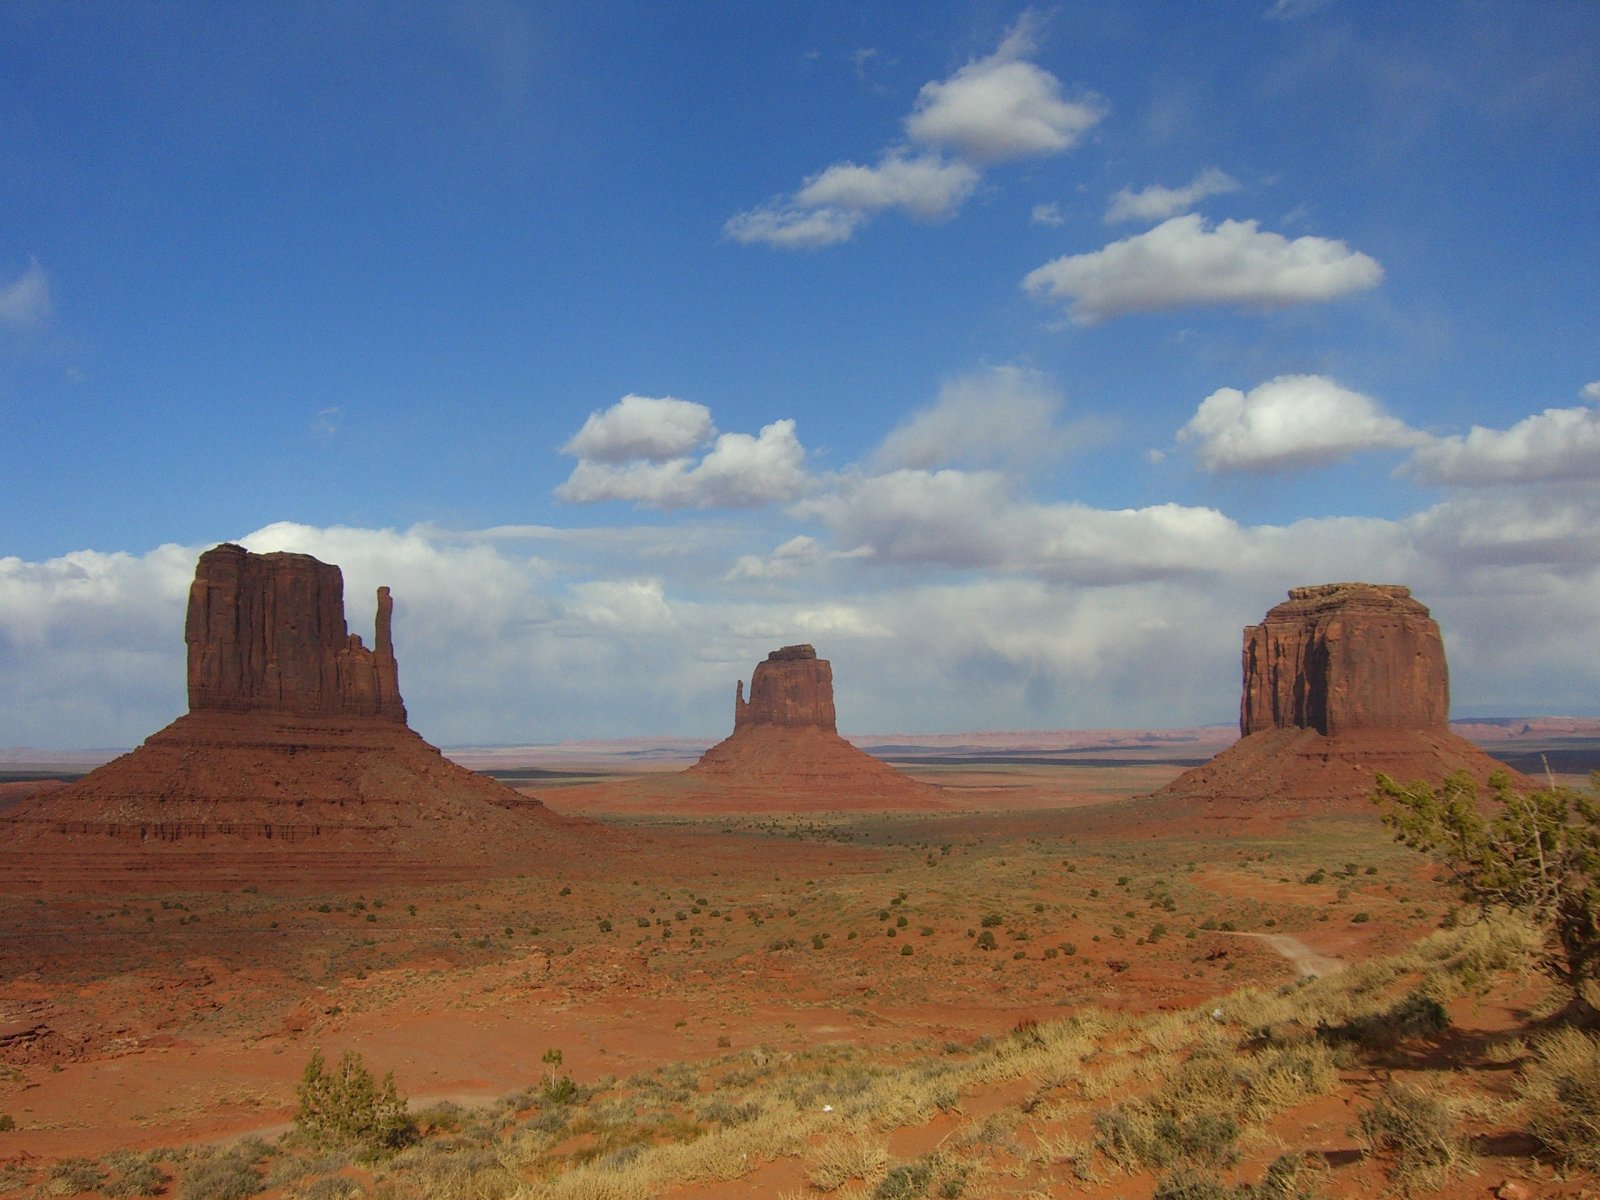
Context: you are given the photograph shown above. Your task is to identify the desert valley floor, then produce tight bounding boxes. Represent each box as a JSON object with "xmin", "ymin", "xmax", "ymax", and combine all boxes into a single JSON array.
[{"xmin": 1, "ymin": 735, "xmax": 1598, "ymax": 1200}]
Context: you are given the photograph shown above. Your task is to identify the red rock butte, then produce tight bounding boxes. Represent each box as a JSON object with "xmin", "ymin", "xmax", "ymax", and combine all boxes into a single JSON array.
[
  {"xmin": 686, "ymin": 645, "xmax": 942, "ymax": 809},
  {"xmin": 0, "ymin": 544, "xmax": 591, "ymax": 887},
  {"xmin": 1155, "ymin": 583, "xmax": 1527, "ymax": 815}
]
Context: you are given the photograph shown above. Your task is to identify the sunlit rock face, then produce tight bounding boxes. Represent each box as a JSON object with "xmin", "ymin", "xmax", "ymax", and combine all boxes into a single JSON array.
[
  {"xmin": 733, "ymin": 644, "xmax": 836, "ymax": 733},
  {"xmin": 186, "ymin": 543, "xmax": 405, "ymax": 722},
  {"xmin": 1240, "ymin": 583, "xmax": 1448, "ymax": 738}
]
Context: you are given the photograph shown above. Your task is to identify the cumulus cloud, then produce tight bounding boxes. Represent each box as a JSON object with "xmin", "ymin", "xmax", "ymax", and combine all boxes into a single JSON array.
[
  {"xmin": 561, "ymin": 395, "xmax": 716, "ymax": 463},
  {"xmin": 0, "ymin": 260, "xmax": 50, "ymax": 327},
  {"xmin": 558, "ymin": 402, "xmax": 809, "ymax": 509},
  {"xmin": 1031, "ymin": 202, "xmax": 1066, "ymax": 227},
  {"xmin": 1407, "ymin": 397, "xmax": 1600, "ymax": 486},
  {"xmin": 794, "ymin": 152, "xmax": 981, "ymax": 221},
  {"xmin": 1023, "ymin": 214, "xmax": 1383, "ymax": 322},
  {"xmin": 870, "ymin": 366, "xmax": 1086, "ymax": 473},
  {"xmin": 1105, "ymin": 167, "xmax": 1241, "ymax": 223},
  {"xmin": 1176, "ymin": 374, "xmax": 1425, "ymax": 474},
  {"xmin": 903, "ymin": 14, "xmax": 1106, "ymax": 164},
  {"xmin": 798, "ymin": 467, "xmax": 1246, "ymax": 585},
  {"xmin": 725, "ymin": 14, "xmax": 1099, "ymax": 249}
]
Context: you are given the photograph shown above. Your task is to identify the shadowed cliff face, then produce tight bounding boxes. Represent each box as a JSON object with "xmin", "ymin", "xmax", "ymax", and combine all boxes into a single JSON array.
[
  {"xmin": 1239, "ymin": 583, "xmax": 1448, "ymax": 738},
  {"xmin": 185, "ymin": 543, "xmax": 406, "ymax": 722},
  {"xmin": 733, "ymin": 644, "xmax": 837, "ymax": 733}
]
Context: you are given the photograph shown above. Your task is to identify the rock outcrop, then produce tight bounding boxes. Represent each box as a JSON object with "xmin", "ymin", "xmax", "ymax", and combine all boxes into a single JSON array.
[
  {"xmin": 1240, "ymin": 583, "xmax": 1447, "ymax": 737},
  {"xmin": 688, "ymin": 646, "xmax": 941, "ymax": 810},
  {"xmin": 1, "ymin": 545, "xmax": 591, "ymax": 886},
  {"xmin": 186, "ymin": 543, "xmax": 406, "ymax": 721},
  {"xmin": 1156, "ymin": 583, "xmax": 1527, "ymax": 814},
  {"xmin": 734, "ymin": 645, "xmax": 837, "ymax": 732}
]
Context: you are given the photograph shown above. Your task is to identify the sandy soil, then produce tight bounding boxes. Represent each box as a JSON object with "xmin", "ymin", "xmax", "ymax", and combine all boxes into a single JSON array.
[{"xmin": 0, "ymin": 758, "xmax": 1590, "ymax": 1198}]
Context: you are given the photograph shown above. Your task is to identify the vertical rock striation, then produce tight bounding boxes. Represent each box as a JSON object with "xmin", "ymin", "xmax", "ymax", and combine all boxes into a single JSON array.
[
  {"xmin": 733, "ymin": 645, "xmax": 837, "ymax": 732},
  {"xmin": 1239, "ymin": 583, "xmax": 1448, "ymax": 737},
  {"xmin": 185, "ymin": 543, "xmax": 405, "ymax": 722}
]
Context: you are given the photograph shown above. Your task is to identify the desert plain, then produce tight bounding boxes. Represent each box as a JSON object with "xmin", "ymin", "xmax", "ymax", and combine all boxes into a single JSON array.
[{"xmin": 2, "ymin": 720, "xmax": 1599, "ymax": 1200}]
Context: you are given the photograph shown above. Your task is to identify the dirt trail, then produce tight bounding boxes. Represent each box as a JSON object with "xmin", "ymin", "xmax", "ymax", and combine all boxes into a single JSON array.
[{"xmin": 1229, "ymin": 931, "xmax": 1344, "ymax": 978}]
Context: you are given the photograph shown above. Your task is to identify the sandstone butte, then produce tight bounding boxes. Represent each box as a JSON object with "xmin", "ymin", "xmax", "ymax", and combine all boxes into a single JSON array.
[
  {"xmin": 0, "ymin": 544, "xmax": 591, "ymax": 888},
  {"xmin": 1155, "ymin": 582, "xmax": 1531, "ymax": 815},
  {"xmin": 685, "ymin": 645, "xmax": 943, "ymax": 809}
]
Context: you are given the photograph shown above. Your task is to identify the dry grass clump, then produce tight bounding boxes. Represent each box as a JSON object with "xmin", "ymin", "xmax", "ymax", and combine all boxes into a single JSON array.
[
  {"xmin": 1522, "ymin": 1025, "xmax": 1600, "ymax": 1170},
  {"xmin": 806, "ymin": 1131, "xmax": 889, "ymax": 1191},
  {"xmin": 1356, "ymin": 1079, "xmax": 1473, "ymax": 1192}
]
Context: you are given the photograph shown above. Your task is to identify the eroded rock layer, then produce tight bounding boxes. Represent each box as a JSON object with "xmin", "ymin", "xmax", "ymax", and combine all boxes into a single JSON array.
[
  {"xmin": 1, "ymin": 546, "xmax": 590, "ymax": 885},
  {"xmin": 1158, "ymin": 583, "xmax": 1527, "ymax": 812},
  {"xmin": 688, "ymin": 646, "xmax": 940, "ymax": 808}
]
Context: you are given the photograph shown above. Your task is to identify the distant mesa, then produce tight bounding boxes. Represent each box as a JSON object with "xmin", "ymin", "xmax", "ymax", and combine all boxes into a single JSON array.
[
  {"xmin": 687, "ymin": 645, "xmax": 942, "ymax": 809},
  {"xmin": 1, "ymin": 544, "xmax": 589, "ymax": 886},
  {"xmin": 1156, "ymin": 582, "xmax": 1529, "ymax": 813}
]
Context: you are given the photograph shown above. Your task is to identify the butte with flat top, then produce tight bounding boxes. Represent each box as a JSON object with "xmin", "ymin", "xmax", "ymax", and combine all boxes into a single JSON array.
[
  {"xmin": 1153, "ymin": 582, "xmax": 1529, "ymax": 815},
  {"xmin": 0, "ymin": 543, "xmax": 591, "ymax": 887},
  {"xmin": 683, "ymin": 644, "xmax": 943, "ymax": 809}
]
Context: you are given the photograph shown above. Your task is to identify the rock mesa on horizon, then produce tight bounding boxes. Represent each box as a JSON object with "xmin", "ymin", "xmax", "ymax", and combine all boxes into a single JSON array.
[
  {"xmin": 187, "ymin": 543, "xmax": 406, "ymax": 721},
  {"xmin": 1157, "ymin": 582, "xmax": 1526, "ymax": 811},
  {"xmin": 689, "ymin": 645, "xmax": 940, "ymax": 809},
  {"xmin": 0, "ymin": 544, "xmax": 585, "ymax": 883},
  {"xmin": 1240, "ymin": 583, "xmax": 1448, "ymax": 737}
]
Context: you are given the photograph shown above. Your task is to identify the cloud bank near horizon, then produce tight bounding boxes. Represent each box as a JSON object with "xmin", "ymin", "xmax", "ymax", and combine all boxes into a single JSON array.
[{"xmin": 7, "ymin": 370, "xmax": 1599, "ymax": 750}]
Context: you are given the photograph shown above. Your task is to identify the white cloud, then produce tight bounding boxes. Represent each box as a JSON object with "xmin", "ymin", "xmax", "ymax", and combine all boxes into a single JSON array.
[
  {"xmin": 1105, "ymin": 167, "xmax": 1241, "ymax": 224},
  {"xmin": 722, "ymin": 206, "xmax": 865, "ymax": 250},
  {"xmin": 799, "ymin": 467, "xmax": 1247, "ymax": 584},
  {"xmin": 0, "ymin": 260, "xmax": 50, "ymax": 327},
  {"xmin": 9, "ymin": 485, "xmax": 1600, "ymax": 749},
  {"xmin": 725, "ymin": 14, "xmax": 1099, "ymax": 249},
  {"xmin": 1031, "ymin": 202, "xmax": 1065, "ymax": 227},
  {"xmin": 1023, "ymin": 214, "xmax": 1384, "ymax": 322},
  {"xmin": 1408, "ymin": 399, "xmax": 1600, "ymax": 486},
  {"xmin": 903, "ymin": 15, "xmax": 1106, "ymax": 164},
  {"xmin": 561, "ymin": 395, "xmax": 716, "ymax": 463},
  {"xmin": 558, "ymin": 418, "xmax": 809, "ymax": 509},
  {"xmin": 1177, "ymin": 374, "xmax": 1424, "ymax": 474},
  {"xmin": 795, "ymin": 153, "xmax": 979, "ymax": 222},
  {"xmin": 1582, "ymin": 381, "xmax": 1600, "ymax": 402},
  {"xmin": 870, "ymin": 366, "xmax": 1081, "ymax": 472}
]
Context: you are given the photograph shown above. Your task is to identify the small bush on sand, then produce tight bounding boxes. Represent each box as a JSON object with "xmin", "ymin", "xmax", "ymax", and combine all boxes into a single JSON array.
[
  {"xmin": 178, "ymin": 1148, "xmax": 264, "ymax": 1200},
  {"xmin": 295, "ymin": 1048, "xmax": 415, "ymax": 1157},
  {"xmin": 1523, "ymin": 1026, "xmax": 1600, "ymax": 1170},
  {"xmin": 1357, "ymin": 1079, "xmax": 1470, "ymax": 1192}
]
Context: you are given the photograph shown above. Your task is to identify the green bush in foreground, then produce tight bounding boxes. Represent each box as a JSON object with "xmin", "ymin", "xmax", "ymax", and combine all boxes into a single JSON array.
[
  {"xmin": 1375, "ymin": 769, "xmax": 1600, "ymax": 1022},
  {"xmin": 294, "ymin": 1048, "xmax": 415, "ymax": 1156}
]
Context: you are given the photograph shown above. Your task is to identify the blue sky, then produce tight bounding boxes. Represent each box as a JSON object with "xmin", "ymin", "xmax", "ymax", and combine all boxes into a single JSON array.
[{"xmin": 3, "ymin": 1, "xmax": 1598, "ymax": 749}]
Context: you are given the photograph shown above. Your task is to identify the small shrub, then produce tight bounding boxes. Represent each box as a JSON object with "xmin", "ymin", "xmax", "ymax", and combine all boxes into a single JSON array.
[
  {"xmin": 295, "ymin": 1048, "xmax": 414, "ymax": 1155},
  {"xmin": 50, "ymin": 1157, "xmax": 106, "ymax": 1195},
  {"xmin": 1357, "ymin": 1080, "xmax": 1470, "ymax": 1191},
  {"xmin": 975, "ymin": 931, "xmax": 997, "ymax": 951},
  {"xmin": 103, "ymin": 1151, "xmax": 167, "ymax": 1197},
  {"xmin": 1523, "ymin": 1027, "xmax": 1600, "ymax": 1170},
  {"xmin": 178, "ymin": 1149, "xmax": 262, "ymax": 1200}
]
